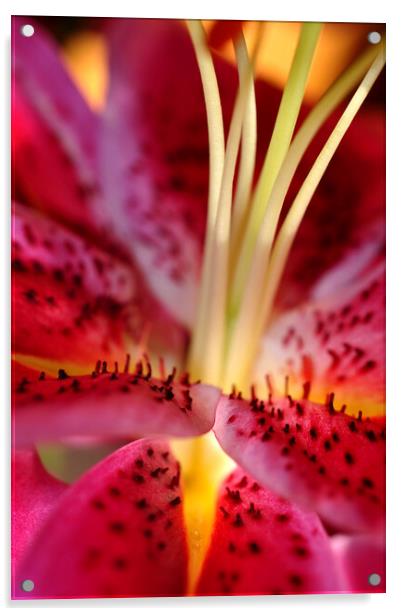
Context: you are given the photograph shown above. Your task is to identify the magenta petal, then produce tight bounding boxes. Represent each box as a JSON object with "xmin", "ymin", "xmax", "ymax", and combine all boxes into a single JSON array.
[
  {"xmin": 331, "ymin": 534, "xmax": 385, "ymax": 593},
  {"xmin": 100, "ymin": 20, "xmax": 208, "ymax": 327},
  {"xmin": 99, "ymin": 19, "xmax": 240, "ymax": 328},
  {"xmin": 12, "ymin": 202, "xmax": 142, "ymax": 365},
  {"xmin": 14, "ymin": 362, "xmax": 220, "ymax": 446},
  {"xmin": 197, "ymin": 468, "xmax": 342, "ymax": 595},
  {"xmin": 12, "ymin": 17, "xmax": 99, "ymax": 231},
  {"xmin": 12, "ymin": 450, "xmax": 67, "ymax": 574},
  {"xmin": 256, "ymin": 253, "xmax": 385, "ymax": 415},
  {"xmin": 276, "ymin": 110, "xmax": 385, "ymax": 310},
  {"xmin": 214, "ymin": 394, "xmax": 385, "ymax": 533},
  {"xmin": 14, "ymin": 439, "xmax": 188, "ymax": 598}
]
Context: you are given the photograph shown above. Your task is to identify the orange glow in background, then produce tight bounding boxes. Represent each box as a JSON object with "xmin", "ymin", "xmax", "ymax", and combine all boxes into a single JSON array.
[{"xmin": 60, "ymin": 21, "xmax": 381, "ymax": 111}]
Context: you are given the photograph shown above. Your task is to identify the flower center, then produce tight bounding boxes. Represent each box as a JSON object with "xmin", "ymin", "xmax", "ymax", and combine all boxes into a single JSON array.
[{"xmin": 186, "ymin": 20, "xmax": 385, "ymax": 396}]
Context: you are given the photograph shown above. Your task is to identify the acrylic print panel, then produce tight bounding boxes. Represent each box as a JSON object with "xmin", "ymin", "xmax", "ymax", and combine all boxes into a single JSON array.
[{"xmin": 11, "ymin": 15, "xmax": 385, "ymax": 599}]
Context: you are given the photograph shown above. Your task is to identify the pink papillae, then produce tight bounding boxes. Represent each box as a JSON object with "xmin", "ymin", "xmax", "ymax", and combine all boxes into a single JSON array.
[
  {"xmin": 197, "ymin": 468, "xmax": 342, "ymax": 595},
  {"xmin": 15, "ymin": 439, "xmax": 188, "ymax": 598},
  {"xmin": 214, "ymin": 393, "xmax": 385, "ymax": 533},
  {"xmin": 13, "ymin": 361, "xmax": 220, "ymax": 446}
]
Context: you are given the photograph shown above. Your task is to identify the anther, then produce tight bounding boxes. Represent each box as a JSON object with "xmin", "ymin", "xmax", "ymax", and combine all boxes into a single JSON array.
[
  {"xmin": 326, "ymin": 392, "xmax": 335, "ymax": 414},
  {"xmin": 135, "ymin": 361, "xmax": 143, "ymax": 376},
  {"xmin": 284, "ymin": 375, "xmax": 289, "ymax": 397},
  {"xmin": 124, "ymin": 354, "xmax": 131, "ymax": 374},
  {"xmin": 179, "ymin": 372, "xmax": 190, "ymax": 386},
  {"xmin": 143, "ymin": 354, "xmax": 152, "ymax": 380},
  {"xmin": 164, "ymin": 367, "xmax": 177, "ymax": 386},
  {"xmin": 302, "ymin": 381, "xmax": 311, "ymax": 400}
]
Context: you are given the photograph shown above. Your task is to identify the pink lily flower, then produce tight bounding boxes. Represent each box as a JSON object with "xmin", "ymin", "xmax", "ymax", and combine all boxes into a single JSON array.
[{"xmin": 11, "ymin": 17, "xmax": 385, "ymax": 599}]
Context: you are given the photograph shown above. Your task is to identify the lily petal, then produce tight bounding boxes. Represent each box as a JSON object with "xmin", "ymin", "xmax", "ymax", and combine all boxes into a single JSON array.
[
  {"xmin": 276, "ymin": 110, "xmax": 385, "ymax": 310},
  {"xmin": 12, "ymin": 202, "xmax": 140, "ymax": 366},
  {"xmin": 13, "ymin": 362, "xmax": 220, "ymax": 446},
  {"xmin": 99, "ymin": 18, "xmax": 240, "ymax": 328},
  {"xmin": 256, "ymin": 250, "xmax": 385, "ymax": 415},
  {"xmin": 197, "ymin": 467, "xmax": 342, "ymax": 595},
  {"xmin": 12, "ymin": 449, "xmax": 67, "ymax": 573},
  {"xmin": 12, "ymin": 16, "xmax": 281, "ymax": 332},
  {"xmin": 214, "ymin": 393, "xmax": 385, "ymax": 533},
  {"xmin": 14, "ymin": 439, "xmax": 187, "ymax": 598},
  {"xmin": 331, "ymin": 534, "xmax": 385, "ymax": 593},
  {"xmin": 12, "ymin": 17, "xmax": 99, "ymax": 231}
]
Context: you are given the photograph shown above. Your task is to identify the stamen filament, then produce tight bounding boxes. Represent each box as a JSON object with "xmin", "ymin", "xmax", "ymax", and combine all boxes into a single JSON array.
[
  {"xmin": 188, "ymin": 24, "xmax": 263, "ymax": 383},
  {"xmin": 223, "ymin": 42, "xmax": 383, "ymax": 389},
  {"xmin": 229, "ymin": 22, "xmax": 322, "ymax": 320},
  {"xmin": 202, "ymin": 28, "xmax": 263, "ymax": 384},
  {"xmin": 230, "ymin": 37, "xmax": 258, "ymax": 262},
  {"xmin": 223, "ymin": 46, "xmax": 385, "ymax": 391},
  {"xmin": 187, "ymin": 20, "xmax": 225, "ymax": 227},
  {"xmin": 261, "ymin": 46, "xmax": 386, "ymax": 329},
  {"xmin": 252, "ymin": 42, "xmax": 382, "ymax": 271},
  {"xmin": 186, "ymin": 20, "xmax": 225, "ymax": 379}
]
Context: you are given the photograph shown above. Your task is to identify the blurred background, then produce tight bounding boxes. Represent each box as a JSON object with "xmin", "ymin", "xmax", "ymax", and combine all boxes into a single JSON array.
[{"xmin": 34, "ymin": 17, "xmax": 385, "ymax": 112}]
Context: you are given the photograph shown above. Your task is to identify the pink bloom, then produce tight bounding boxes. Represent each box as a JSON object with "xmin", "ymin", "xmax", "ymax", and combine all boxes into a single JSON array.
[{"xmin": 12, "ymin": 17, "xmax": 385, "ymax": 598}]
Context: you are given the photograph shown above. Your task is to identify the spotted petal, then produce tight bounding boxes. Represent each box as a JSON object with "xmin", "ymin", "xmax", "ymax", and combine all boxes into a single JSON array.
[
  {"xmin": 98, "ymin": 18, "xmax": 245, "ymax": 329},
  {"xmin": 102, "ymin": 19, "xmax": 279, "ymax": 328},
  {"xmin": 12, "ymin": 207, "xmax": 185, "ymax": 374},
  {"xmin": 214, "ymin": 394, "xmax": 385, "ymax": 533},
  {"xmin": 14, "ymin": 439, "xmax": 187, "ymax": 598},
  {"xmin": 12, "ymin": 17, "xmax": 281, "ymax": 332},
  {"xmin": 12, "ymin": 449, "xmax": 67, "ymax": 573},
  {"xmin": 197, "ymin": 468, "xmax": 342, "ymax": 595},
  {"xmin": 13, "ymin": 362, "xmax": 220, "ymax": 447},
  {"xmin": 255, "ymin": 250, "xmax": 385, "ymax": 415},
  {"xmin": 12, "ymin": 202, "xmax": 138, "ymax": 367}
]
